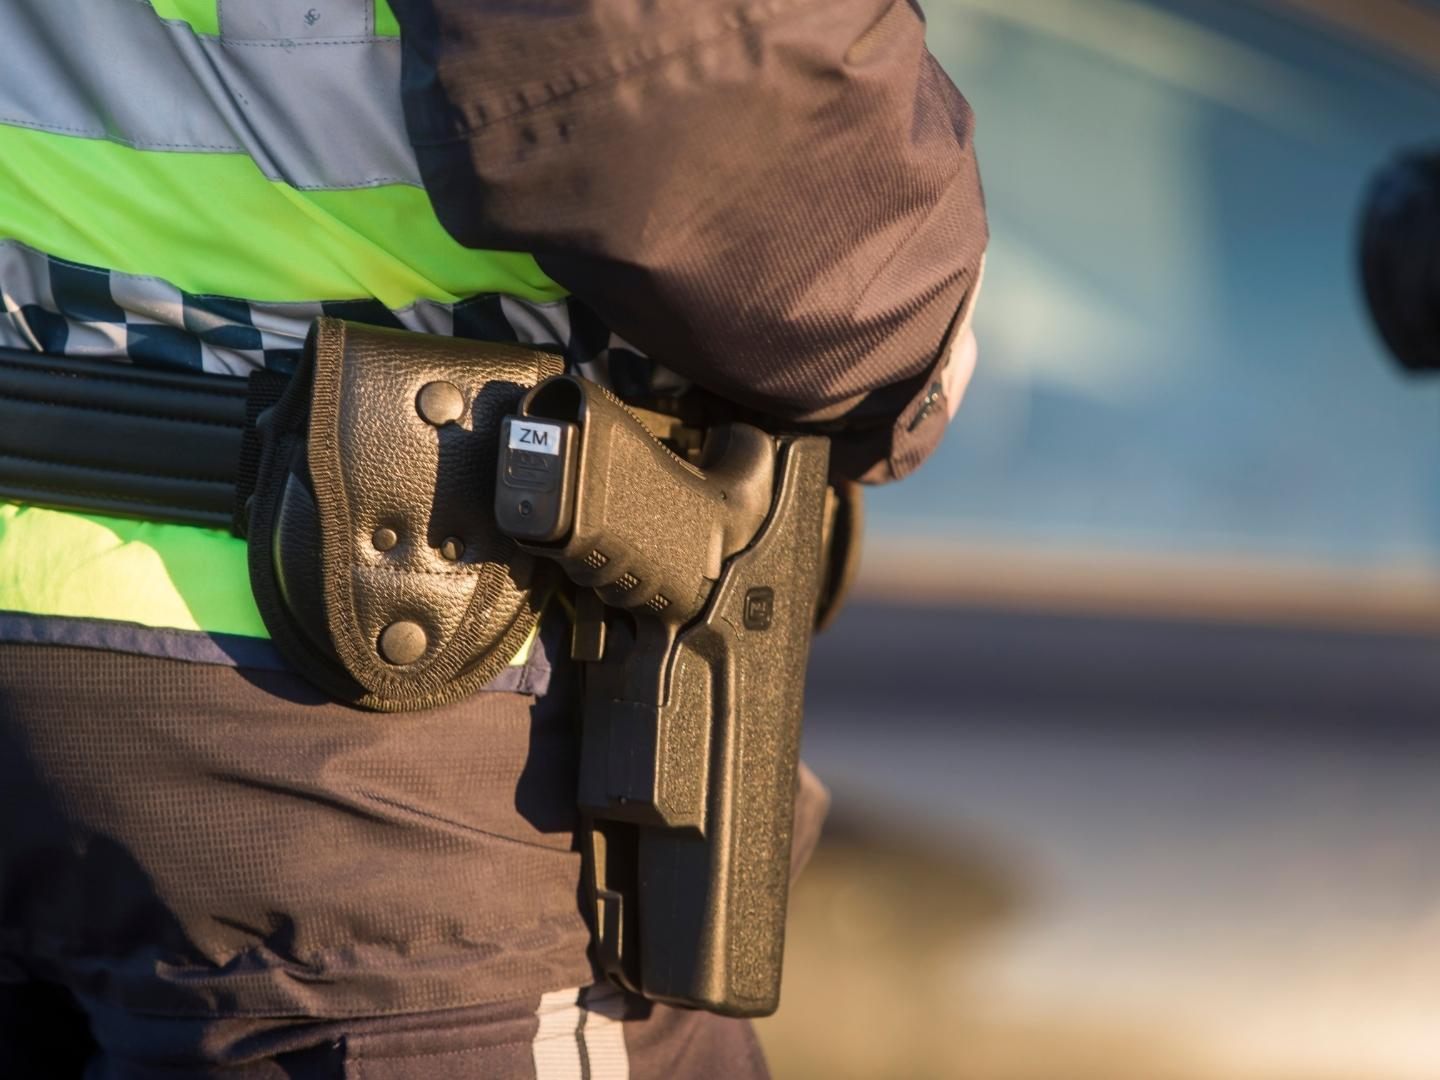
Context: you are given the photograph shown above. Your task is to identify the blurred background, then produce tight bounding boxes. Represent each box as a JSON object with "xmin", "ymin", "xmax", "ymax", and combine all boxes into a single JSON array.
[{"xmin": 754, "ymin": 2, "xmax": 1440, "ymax": 1077}]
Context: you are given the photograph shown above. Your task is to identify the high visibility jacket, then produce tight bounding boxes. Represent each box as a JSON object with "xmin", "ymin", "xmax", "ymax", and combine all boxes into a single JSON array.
[
  {"xmin": 0, "ymin": 0, "xmax": 989, "ymax": 667},
  {"xmin": 0, "ymin": 0, "xmax": 587, "ymax": 665}
]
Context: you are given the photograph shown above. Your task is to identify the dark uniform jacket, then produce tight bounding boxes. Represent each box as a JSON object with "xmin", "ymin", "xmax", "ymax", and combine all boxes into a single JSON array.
[{"xmin": 394, "ymin": 0, "xmax": 988, "ymax": 481}]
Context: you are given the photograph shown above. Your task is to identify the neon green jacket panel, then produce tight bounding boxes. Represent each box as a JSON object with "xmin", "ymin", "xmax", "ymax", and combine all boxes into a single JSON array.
[
  {"xmin": 148, "ymin": 1, "xmax": 402, "ymax": 38},
  {"xmin": 0, "ymin": 0, "xmax": 563, "ymax": 641},
  {"xmin": 0, "ymin": 503, "xmax": 265, "ymax": 637}
]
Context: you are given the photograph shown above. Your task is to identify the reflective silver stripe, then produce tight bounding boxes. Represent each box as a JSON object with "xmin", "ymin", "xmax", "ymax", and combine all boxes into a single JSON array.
[
  {"xmin": 0, "ymin": 0, "xmax": 419, "ymax": 190},
  {"xmin": 532, "ymin": 985, "xmax": 631, "ymax": 1080},
  {"xmin": 501, "ymin": 295, "xmax": 572, "ymax": 354},
  {"xmin": 219, "ymin": 0, "xmax": 373, "ymax": 40},
  {"xmin": 580, "ymin": 985, "xmax": 631, "ymax": 1080}
]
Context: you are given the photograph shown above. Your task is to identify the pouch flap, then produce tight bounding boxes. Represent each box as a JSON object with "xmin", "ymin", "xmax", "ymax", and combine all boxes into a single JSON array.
[{"xmin": 249, "ymin": 318, "xmax": 563, "ymax": 711}]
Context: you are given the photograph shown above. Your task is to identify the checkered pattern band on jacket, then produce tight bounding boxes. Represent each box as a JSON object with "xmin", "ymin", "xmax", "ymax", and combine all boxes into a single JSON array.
[{"xmin": 0, "ymin": 240, "xmax": 685, "ymax": 398}]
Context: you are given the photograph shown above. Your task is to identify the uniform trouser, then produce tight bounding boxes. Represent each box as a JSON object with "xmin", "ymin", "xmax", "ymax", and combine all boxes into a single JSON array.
[{"xmin": 0, "ymin": 642, "xmax": 826, "ymax": 1077}]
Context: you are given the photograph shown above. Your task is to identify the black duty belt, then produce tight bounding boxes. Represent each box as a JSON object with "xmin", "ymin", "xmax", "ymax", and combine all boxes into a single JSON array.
[{"xmin": 0, "ymin": 347, "xmax": 284, "ymax": 531}]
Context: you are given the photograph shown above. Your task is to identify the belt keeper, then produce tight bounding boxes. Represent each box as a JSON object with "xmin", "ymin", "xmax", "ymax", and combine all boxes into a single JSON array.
[{"xmin": 233, "ymin": 367, "xmax": 291, "ymax": 537}]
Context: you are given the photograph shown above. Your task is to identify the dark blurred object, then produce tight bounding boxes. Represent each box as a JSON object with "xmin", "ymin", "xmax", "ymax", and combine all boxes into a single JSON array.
[{"xmin": 1360, "ymin": 145, "xmax": 1440, "ymax": 373}]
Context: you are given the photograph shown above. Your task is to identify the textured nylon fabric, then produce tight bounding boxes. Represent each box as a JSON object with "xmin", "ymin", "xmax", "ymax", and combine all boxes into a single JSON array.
[
  {"xmin": 0, "ymin": 644, "xmax": 595, "ymax": 1018},
  {"xmin": 0, "ymin": 643, "xmax": 801, "ymax": 1076},
  {"xmin": 392, "ymin": 0, "xmax": 988, "ymax": 482}
]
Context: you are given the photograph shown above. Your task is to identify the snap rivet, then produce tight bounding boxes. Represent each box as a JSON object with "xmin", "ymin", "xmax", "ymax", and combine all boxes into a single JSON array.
[
  {"xmin": 372, "ymin": 526, "xmax": 399, "ymax": 552},
  {"xmin": 440, "ymin": 537, "xmax": 464, "ymax": 562},
  {"xmin": 378, "ymin": 621, "xmax": 427, "ymax": 665},
  {"xmin": 416, "ymin": 381, "xmax": 465, "ymax": 426}
]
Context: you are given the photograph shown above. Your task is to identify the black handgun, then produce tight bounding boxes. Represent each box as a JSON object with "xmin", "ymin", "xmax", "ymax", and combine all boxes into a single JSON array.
[{"xmin": 494, "ymin": 374, "xmax": 830, "ymax": 1016}]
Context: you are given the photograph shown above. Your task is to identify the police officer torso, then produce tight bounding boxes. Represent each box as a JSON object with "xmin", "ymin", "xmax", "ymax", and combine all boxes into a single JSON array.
[{"xmin": 0, "ymin": 0, "xmax": 586, "ymax": 663}]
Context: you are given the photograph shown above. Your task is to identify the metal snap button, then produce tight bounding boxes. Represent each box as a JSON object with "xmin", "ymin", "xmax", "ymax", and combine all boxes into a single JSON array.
[
  {"xmin": 378, "ymin": 621, "xmax": 427, "ymax": 665},
  {"xmin": 416, "ymin": 381, "xmax": 465, "ymax": 426}
]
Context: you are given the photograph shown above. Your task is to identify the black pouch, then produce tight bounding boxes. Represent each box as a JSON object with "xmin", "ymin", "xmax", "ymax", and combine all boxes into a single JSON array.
[{"xmin": 245, "ymin": 318, "xmax": 564, "ymax": 712}]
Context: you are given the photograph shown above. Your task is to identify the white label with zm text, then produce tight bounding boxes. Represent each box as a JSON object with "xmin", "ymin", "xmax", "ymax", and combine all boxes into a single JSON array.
[{"xmin": 509, "ymin": 421, "xmax": 561, "ymax": 455}]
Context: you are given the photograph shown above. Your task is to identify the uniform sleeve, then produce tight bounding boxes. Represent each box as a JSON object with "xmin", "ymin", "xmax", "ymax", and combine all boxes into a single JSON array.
[{"xmin": 389, "ymin": 0, "xmax": 988, "ymax": 483}]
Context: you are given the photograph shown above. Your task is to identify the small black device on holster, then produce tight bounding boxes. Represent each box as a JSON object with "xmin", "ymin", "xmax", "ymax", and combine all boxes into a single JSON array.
[{"xmin": 495, "ymin": 375, "xmax": 832, "ymax": 1017}]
